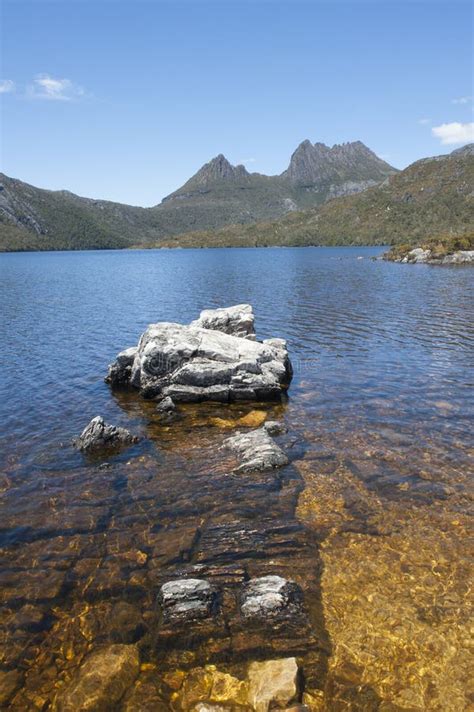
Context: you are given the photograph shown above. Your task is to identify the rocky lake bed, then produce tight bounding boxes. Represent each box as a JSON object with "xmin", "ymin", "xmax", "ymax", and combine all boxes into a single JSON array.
[{"xmin": 0, "ymin": 247, "xmax": 472, "ymax": 711}]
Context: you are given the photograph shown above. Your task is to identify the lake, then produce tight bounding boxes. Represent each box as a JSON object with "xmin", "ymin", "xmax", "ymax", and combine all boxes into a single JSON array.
[{"xmin": 0, "ymin": 246, "xmax": 473, "ymax": 710}]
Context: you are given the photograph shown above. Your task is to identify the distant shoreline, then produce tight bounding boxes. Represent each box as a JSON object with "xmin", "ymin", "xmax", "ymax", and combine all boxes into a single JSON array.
[{"xmin": 0, "ymin": 243, "xmax": 389, "ymax": 255}]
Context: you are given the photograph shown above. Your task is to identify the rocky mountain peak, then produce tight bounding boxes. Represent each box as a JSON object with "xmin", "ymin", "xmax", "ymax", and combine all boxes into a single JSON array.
[
  {"xmin": 162, "ymin": 154, "xmax": 250, "ymax": 201},
  {"xmin": 282, "ymin": 138, "xmax": 396, "ymax": 188}
]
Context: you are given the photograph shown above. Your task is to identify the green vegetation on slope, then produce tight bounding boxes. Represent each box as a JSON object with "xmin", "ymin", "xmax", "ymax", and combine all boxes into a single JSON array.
[
  {"xmin": 1, "ymin": 145, "xmax": 472, "ymax": 252},
  {"xmin": 0, "ymin": 141, "xmax": 397, "ymax": 252}
]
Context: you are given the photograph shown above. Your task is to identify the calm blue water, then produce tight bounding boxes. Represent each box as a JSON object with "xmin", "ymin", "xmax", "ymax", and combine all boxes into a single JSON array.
[{"xmin": 1, "ymin": 246, "xmax": 473, "ymax": 471}]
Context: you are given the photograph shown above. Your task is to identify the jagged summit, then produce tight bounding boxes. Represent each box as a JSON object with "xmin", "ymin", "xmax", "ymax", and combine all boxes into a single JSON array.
[
  {"xmin": 282, "ymin": 139, "xmax": 396, "ymax": 188},
  {"xmin": 163, "ymin": 154, "xmax": 250, "ymax": 201}
]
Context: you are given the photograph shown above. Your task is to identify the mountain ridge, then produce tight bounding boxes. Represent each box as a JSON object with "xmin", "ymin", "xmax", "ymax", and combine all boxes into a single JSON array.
[
  {"xmin": 2, "ymin": 141, "xmax": 468, "ymax": 252},
  {"xmin": 151, "ymin": 144, "xmax": 474, "ymax": 249}
]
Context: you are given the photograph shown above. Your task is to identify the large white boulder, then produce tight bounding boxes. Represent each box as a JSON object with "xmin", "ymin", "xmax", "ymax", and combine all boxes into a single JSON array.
[{"xmin": 106, "ymin": 306, "xmax": 292, "ymax": 402}]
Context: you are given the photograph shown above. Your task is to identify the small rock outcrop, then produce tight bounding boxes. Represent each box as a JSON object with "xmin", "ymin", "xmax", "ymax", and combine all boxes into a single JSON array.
[
  {"xmin": 247, "ymin": 658, "xmax": 300, "ymax": 712},
  {"xmin": 159, "ymin": 579, "xmax": 218, "ymax": 623},
  {"xmin": 441, "ymin": 250, "xmax": 474, "ymax": 264},
  {"xmin": 74, "ymin": 416, "xmax": 139, "ymax": 453},
  {"xmin": 401, "ymin": 247, "xmax": 431, "ymax": 263},
  {"xmin": 51, "ymin": 644, "xmax": 140, "ymax": 711},
  {"xmin": 385, "ymin": 242, "xmax": 474, "ymax": 265},
  {"xmin": 240, "ymin": 576, "xmax": 303, "ymax": 620},
  {"xmin": 106, "ymin": 305, "xmax": 292, "ymax": 402},
  {"xmin": 222, "ymin": 428, "xmax": 289, "ymax": 472}
]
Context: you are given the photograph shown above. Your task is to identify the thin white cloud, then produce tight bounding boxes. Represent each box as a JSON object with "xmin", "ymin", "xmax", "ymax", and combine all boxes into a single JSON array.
[
  {"xmin": 451, "ymin": 96, "xmax": 472, "ymax": 105},
  {"xmin": 28, "ymin": 74, "xmax": 85, "ymax": 101},
  {"xmin": 0, "ymin": 79, "xmax": 15, "ymax": 94},
  {"xmin": 238, "ymin": 157, "xmax": 256, "ymax": 165},
  {"xmin": 418, "ymin": 118, "xmax": 431, "ymax": 125},
  {"xmin": 432, "ymin": 122, "xmax": 474, "ymax": 145}
]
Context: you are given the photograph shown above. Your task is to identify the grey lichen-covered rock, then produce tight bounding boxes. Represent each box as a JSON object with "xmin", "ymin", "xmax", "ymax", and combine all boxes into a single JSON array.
[
  {"xmin": 74, "ymin": 416, "xmax": 139, "ymax": 453},
  {"xmin": 240, "ymin": 576, "xmax": 304, "ymax": 620},
  {"xmin": 247, "ymin": 658, "xmax": 300, "ymax": 712},
  {"xmin": 191, "ymin": 303, "xmax": 256, "ymax": 340},
  {"xmin": 159, "ymin": 579, "xmax": 218, "ymax": 623},
  {"xmin": 222, "ymin": 428, "xmax": 289, "ymax": 472},
  {"xmin": 51, "ymin": 644, "xmax": 140, "ymax": 711},
  {"xmin": 106, "ymin": 306, "xmax": 292, "ymax": 402}
]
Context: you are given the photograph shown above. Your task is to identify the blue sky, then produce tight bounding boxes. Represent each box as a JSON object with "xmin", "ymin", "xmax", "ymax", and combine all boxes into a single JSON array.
[{"xmin": 1, "ymin": 0, "xmax": 473, "ymax": 206}]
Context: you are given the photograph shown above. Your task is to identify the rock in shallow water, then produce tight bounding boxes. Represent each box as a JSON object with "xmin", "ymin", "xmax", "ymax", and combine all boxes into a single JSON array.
[
  {"xmin": 247, "ymin": 658, "xmax": 300, "ymax": 712},
  {"xmin": 264, "ymin": 420, "xmax": 287, "ymax": 435},
  {"xmin": 74, "ymin": 416, "xmax": 139, "ymax": 453},
  {"xmin": 159, "ymin": 578, "xmax": 218, "ymax": 623},
  {"xmin": 222, "ymin": 428, "xmax": 289, "ymax": 472},
  {"xmin": 106, "ymin": 305, "xmax": 292, "ymax": 402},
  {"xmin": 51, "ymin": 644, "xmax": 140, "ymax": 711},
  {"xmin": 240, "ymin": 576, "xmax": 304, "ymax": 620}
]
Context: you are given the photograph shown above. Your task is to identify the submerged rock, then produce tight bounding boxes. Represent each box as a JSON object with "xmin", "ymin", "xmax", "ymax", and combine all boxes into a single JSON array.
[
  {"xmin": 156, "ymin": 395, "xmax": 180, "ymax": 423},
  {"xmin": 222, "ymin": 428, "xmax": 289, "ymax": 472},
  {"xmin": 51, "ymin": 644, "xmax": 140, "ymax": 711},
  {"xmin": 159, "ymin": 578, "xmax": 218, "ymax": 623},
  {"xmin": 264, "ymin": 420, "xmax": 287, "ymax": 435},
  {"xmin": 74, "ymin": 416, "xmax": 139, "ymax": 453},
  {"xmin": 106, "ymin": 305, "xmax": 292, "ymax": 402},
  {"xmin": 156, "ymin": 395, "xmax": 176, "ymax": 413},
  {"xmin": 0, "ymin": 670, "xmax": 22, "ymax": 707},
  {"xmin": 247, "ymin": 658, "xmax": 300, "ymax": 712},
  {"xmin": 240, "ymin": 576, "xmax": 304, "ymax": 620},
  {"xmin": 175, "ymin": 665, "xmax": 249, "ymax": 711},
  {"xmin": 190, "ymin": 303, "xmax": 256, "ymax": 340}
]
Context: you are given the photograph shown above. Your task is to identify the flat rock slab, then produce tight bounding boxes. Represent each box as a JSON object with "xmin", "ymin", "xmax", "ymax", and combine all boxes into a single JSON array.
[
  {"xmin": 106, "ymin": 305, "xmax": 292, "ymax": 402},
  {"xmin": 74, "ymin": 416, "xmax": 139, "ymax": 453},
  {"xmin": 222, "ymin": 428, "xmax": 289, "ymax": 472},
  {"xmin": 240, "ymin": 576, "xmax": 304, "ymax": 620},
  {"xmin": 51, "ymin": 644, "xmax": 140, "ymax": 711},
  {"xmin": 159, "ymin": 578, "xmax": 218, "ymax": 623}
]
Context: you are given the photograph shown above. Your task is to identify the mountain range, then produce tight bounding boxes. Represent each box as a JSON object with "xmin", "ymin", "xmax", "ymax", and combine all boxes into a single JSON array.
[
  {"xmin": 0, "ymin": 141, "xmax": 472, "ymax": 252},
  {"xmin": 155, "ymin": 145, "xmax": 473, "ymax": 249},
  {"xmin": 0, "ymin": 140, "xmax": 397, "ymax": 251}
]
